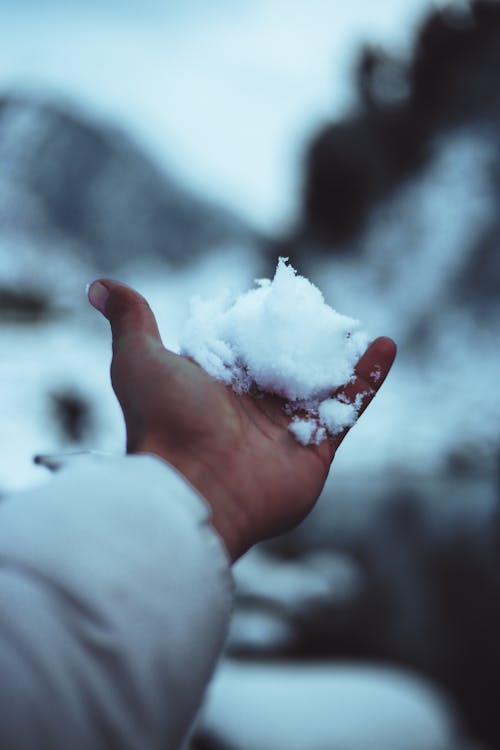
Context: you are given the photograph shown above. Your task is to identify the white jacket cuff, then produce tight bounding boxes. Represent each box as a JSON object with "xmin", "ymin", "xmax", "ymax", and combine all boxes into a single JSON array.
[{"xmin": 0, "ymin": 452, "xmax": 233, "ymax": 750}]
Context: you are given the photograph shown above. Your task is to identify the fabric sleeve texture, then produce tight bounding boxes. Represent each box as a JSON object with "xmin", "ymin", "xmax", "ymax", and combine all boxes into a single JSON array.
[{"xmin": 0, "ymin": 453, "xmax": 233, "ymax": 750}]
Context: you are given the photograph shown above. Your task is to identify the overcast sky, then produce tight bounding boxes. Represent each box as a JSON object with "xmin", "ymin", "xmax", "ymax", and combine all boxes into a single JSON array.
[{"xmin": 0, "ymin": 0, "xmax": 436, "ymax": 230}]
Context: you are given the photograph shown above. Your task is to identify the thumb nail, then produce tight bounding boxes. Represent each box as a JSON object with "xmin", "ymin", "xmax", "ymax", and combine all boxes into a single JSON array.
[{"xmin": 87, "ymin": 281, "xmax": 109, "ymax": 314}]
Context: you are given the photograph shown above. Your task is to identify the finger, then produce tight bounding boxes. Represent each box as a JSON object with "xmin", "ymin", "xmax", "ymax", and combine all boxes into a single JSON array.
[
  {"xmin": 327, "ymin": 336, "xmax": 396, "ymax": 452},
  {"xmin": 88, "ymin": 279, "xmax": 163, "ymax": 353},
  {"xmin": 341, "ymin": 336, "xmax": 397, "ymax": 412}
]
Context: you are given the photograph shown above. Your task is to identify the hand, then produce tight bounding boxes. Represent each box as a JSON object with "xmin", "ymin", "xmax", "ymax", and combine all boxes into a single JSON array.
[{"xmin": 88, "ymin": 279, "xmax": 396, "ymax": 561}]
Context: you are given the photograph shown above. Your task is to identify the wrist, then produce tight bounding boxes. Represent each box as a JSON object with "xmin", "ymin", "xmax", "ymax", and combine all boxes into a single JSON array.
[{"xmin": 131, "ymin": 437, "xmax": 249, "ymax": 562}]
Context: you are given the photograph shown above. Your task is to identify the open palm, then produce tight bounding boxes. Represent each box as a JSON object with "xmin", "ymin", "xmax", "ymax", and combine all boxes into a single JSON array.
[{"xmin": 89, "ymin": 279, "xmax": 396, "ymax": 561}]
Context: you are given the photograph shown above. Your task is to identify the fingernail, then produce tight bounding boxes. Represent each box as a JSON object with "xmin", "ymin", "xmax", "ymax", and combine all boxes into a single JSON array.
[{"xmin": 87, "ymin": 281, "xmax": 109, "ymax": 314}]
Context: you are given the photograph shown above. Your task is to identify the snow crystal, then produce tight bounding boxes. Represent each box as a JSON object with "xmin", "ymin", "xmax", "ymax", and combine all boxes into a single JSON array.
[
  {"xmin": 318, "ymin": 398, "xmax": 358, "ymax": 435},
  {"xmin": 289, "ymin": 418, "xmax": 328, "ymax": 446},
  {"xmin": 289, "ymin": 418, "xmax": 317, "ymax": 445},
  {"xmin": 180, "ymin": 258, "xmax": 370, "ymax": 444}
]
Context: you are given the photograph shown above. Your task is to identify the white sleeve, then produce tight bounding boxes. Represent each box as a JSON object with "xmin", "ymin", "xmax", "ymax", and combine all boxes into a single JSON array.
[{"xmin": 0, "ymin": 453, "xmax": 233, "ymax": 750}]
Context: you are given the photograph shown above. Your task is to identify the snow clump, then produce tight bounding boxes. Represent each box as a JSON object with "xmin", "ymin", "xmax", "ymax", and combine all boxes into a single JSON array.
[{"xmin": 180, "ymin": 258, "xmax": 370, "ymax": 445}]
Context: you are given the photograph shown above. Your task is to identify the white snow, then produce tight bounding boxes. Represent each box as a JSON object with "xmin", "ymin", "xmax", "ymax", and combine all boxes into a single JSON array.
[
  {"xmin": 227, "ymin": 609, "xmax": 296, "ymax": 654},
  {"xmin": 309, "ymin": 130, "xmax": 500, "ymax": 477},
  {"xmin": 180, "ymin": 258, "xmax": 370, "ymax": 443},
  {"xmin": 198, "ymin": 659, "xmax": 460, "ymax": 750},
  {"xmin": 289, "ymin": 418, "xmax": 324, "ymax": 446},
  {"xmin": 226, "ymin": 545, "xmax": 366, "ymax": 654},
  {"xmin": 233, "ymin": 548, "xmax": 363, "ymax": 615},
  {"xmin": 318, "ymin": 397, "xmax": 358, "ymax": 435}
]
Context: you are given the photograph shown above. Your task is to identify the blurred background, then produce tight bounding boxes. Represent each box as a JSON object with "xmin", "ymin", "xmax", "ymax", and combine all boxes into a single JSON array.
[{"xmin": 1, "ymin": 0, "xmax": 500, "ymax": 748}]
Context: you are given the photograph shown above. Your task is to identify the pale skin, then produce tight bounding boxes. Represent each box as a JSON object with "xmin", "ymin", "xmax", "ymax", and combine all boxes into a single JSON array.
[{"xmin": 88, "ymin": 279, "xmax": 396, "ymax": 562}]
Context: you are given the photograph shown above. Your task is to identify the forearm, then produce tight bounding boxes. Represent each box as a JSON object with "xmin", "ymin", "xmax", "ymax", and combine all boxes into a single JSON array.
[{"xmin": 0, "ymin": 453, "xmax": 232, "ymax": 749}]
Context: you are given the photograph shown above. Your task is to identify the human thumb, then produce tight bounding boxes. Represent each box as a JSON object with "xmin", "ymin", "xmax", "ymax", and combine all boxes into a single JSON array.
[{"xmin": 87, "ymin": 279, "xmax": 162, "ymax": 350}]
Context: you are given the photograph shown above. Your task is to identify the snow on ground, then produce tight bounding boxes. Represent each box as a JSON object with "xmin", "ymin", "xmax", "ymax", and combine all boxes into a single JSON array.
[
  {"xmin": 308, "ymin": 130, "xmax": 500, "ymax": 478},
  {"xmin": 198, "ymin": 659, "xmax": 462, "ymax": 750},
  {"xmin": 227, "ymin": 547, "xmax": 363, "ymax": 653},
  {"xmin": 233, "ymin": 548, "xmax": 361, "ymax": 615}
]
